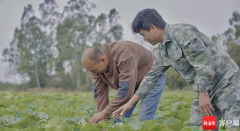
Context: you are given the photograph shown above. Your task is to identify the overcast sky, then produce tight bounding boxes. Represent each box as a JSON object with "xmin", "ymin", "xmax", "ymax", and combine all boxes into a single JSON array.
[{"xmin": 0, "ymin": 0, "xmax": 240, "ymax": 83}]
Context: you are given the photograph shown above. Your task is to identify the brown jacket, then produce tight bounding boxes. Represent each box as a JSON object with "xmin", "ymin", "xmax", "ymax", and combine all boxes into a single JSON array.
[{"xmin": 90, "ymin": 41, "xmax": 155, "ymax": 117}]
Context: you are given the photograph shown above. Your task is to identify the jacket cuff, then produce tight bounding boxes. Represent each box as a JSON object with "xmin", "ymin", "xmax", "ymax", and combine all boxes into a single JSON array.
[
  {"xmin": 105, "ymin": 106, "xmax": 112, "ymax": 115},
  {"xmin": 198, "ymin": 84, "xmax": 211, "ymax": 93}
]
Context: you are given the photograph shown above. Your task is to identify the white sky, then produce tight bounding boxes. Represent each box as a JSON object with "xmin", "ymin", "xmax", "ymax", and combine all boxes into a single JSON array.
[{"xmin": 0, "ymin": 0, "xmax": 240, "ymax": 83}]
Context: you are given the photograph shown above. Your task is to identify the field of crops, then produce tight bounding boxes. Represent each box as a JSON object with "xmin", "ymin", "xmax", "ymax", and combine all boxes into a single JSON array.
[{"xmin": 0, "ymin": 91, "xmax": 233, "ymax": 131}]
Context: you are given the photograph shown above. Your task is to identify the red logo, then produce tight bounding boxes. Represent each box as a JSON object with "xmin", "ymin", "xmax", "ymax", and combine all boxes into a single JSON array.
[{"xmin": 202, "ymin": 116, "xmax": 216, "ymax": 130}]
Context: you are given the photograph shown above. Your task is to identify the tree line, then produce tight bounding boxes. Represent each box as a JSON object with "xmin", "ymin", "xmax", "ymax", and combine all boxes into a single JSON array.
[{"xmin": 1, "ymin": 0, "xmax": 240, "ymax": 91}]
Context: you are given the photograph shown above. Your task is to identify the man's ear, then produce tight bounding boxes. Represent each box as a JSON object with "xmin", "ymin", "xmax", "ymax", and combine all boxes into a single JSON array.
[{"xmin": 151, "ymin": 24, "xmax": 156, "ymax": 31}]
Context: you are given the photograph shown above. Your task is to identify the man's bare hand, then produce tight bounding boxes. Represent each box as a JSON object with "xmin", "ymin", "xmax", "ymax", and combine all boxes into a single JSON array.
[
  {"xmin": 199, "ymin": 92, "xmax": 214, "ymax": 116},
  {"xmin": 112, "ymin": 95, "xmax": 141, "ymax": 118},
  {"xmin": 112, "ymin": 102, "xmax": 133, "ymax": 118},
  {"xmin": 90, "ymin": 109, "xmax": 108, "ymax": 123}
]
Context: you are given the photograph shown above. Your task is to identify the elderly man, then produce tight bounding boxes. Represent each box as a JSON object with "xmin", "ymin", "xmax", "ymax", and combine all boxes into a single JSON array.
[
  {"xmin": 112, "ymin": 9, "xmax": 240, "ymax": 130},
  {"xmin": 81, "ymin": 41, "xmax": 166, "ymax": 123}
]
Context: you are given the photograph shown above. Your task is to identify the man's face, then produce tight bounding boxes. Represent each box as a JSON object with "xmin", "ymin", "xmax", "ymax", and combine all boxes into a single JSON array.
[
  {"xmin": 82, "ymin": 58, "xmax": 109, "ymax": 74},
  {"xmin": 139, "ymin": 25, "xmax": 163, "ymax": 45},
  {"xmin": 139, "ymin": 29, "xmax": 159, "ymax": 45}
]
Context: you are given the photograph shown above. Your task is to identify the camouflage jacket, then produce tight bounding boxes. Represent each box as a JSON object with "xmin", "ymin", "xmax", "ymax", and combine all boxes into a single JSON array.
[{"xmin": 135, "ymin": 23, "xmax": 239, "ymax": 98}]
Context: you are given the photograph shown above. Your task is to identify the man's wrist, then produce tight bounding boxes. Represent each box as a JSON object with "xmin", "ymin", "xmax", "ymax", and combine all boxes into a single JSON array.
[
  {"xmin": 200, "ymin": 92, "xmax": 208, "ymax": 95},
  {"xmin": 102, "ymin": 109, "xmax": 109, "ymax": 116},
  {"xmin": 102, "ymin": 118, "xmax": 110, "ymax": 122},
  {"xmin": 129, "ymin": 95, "xmax": 141, "ymax": 106}
]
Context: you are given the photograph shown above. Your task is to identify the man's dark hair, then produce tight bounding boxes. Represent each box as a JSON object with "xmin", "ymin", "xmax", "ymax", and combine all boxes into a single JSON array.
[
  {"xmin": 132, "ymin": 8, "xmax": 166, "ymax": 33},
  {"xmin": 88, "ymin": 47, "xmax": 102, "ymax": 61}
]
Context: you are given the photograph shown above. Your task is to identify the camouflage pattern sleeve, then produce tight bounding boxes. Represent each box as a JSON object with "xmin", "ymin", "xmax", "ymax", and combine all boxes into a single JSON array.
[
  {"xmin": 135, "ymin": 55, "xmax": 169, "ymax": 98},
  {"xmin": 173, "ymin": 26, "xmax": 215, "ymax": 93}
]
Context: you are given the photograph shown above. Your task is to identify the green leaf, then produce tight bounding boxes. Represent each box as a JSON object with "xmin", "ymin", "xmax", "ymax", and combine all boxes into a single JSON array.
[
  {"xmin": 98, "ymin": 122, "xmax": 122, "ymax": 131},
  {"xmin": 139, "ymin": 120, "xmax": 159, "ymax": 131},
  {"xmin": 45, "ymin": 115, "xmax": 61, "ymax": 129},
  {"xmin": 21, "ymin": 126, "xmax": 44, "ymax": 131},
  {"xmin": 180, "ymin": 126, "xmax": 203, "ymax": 131},
  {"xmin": 11, "ymin": 117, "xmax": 38, "ymax": 129},
  {"xmin": 150, "ymin": 124, "xmax": 173, "ymax": 131},
  {"xmin": 46, "ymin": 125, "xmax": 66, "ymax": 131},
  {"xmin": 163, "ymin": 118, "xmax": 181, "ymax": 124},
  {"xmin": 175, "ymin": 108, "xmax": 191, "ymax": 121},
  {"xmin": 163, "ymin": 111, "xmax": 177, "ymax": 120},
  {"xmin": 35, "ymin": 112, "xmax": 48, "ymax": 120},
  {"xmin": 81, "ymin": 123, "xmax": 102, "ymax": 131},
  {"xmin": 167, "ymin": 121, "xmax": 186, "ymax": 131},
  {"xmin": 0, "ymin": 127, "xmax": 20, "ymax": 131}
]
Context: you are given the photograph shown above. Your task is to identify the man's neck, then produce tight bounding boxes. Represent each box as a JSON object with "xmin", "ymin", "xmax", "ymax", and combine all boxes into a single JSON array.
[{"xmin": 101, "ymin": 51, "xmax": 110, "ymax": 73}]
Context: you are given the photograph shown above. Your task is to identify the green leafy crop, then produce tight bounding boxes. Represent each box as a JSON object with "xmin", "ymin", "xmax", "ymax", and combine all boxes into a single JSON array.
[{"xmin": 0, "ymin": 91, "xmax": 232, "ymax": 131}]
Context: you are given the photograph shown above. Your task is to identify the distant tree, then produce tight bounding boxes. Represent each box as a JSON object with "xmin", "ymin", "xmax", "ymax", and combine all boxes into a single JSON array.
[
  {"xmin": 55, "ymin": 0, "xmax": 123, "ymax": 90},
  {"xmin": 3, "ymin": 5, "xmax": 54, "ymax": 88},
  {"xmin": 212, "ymin": 11, "xmax": 240, "ymax": 67},
  {"xmin": 3, "ymin": 0, "xmax": 123, "ymax": 90}
]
